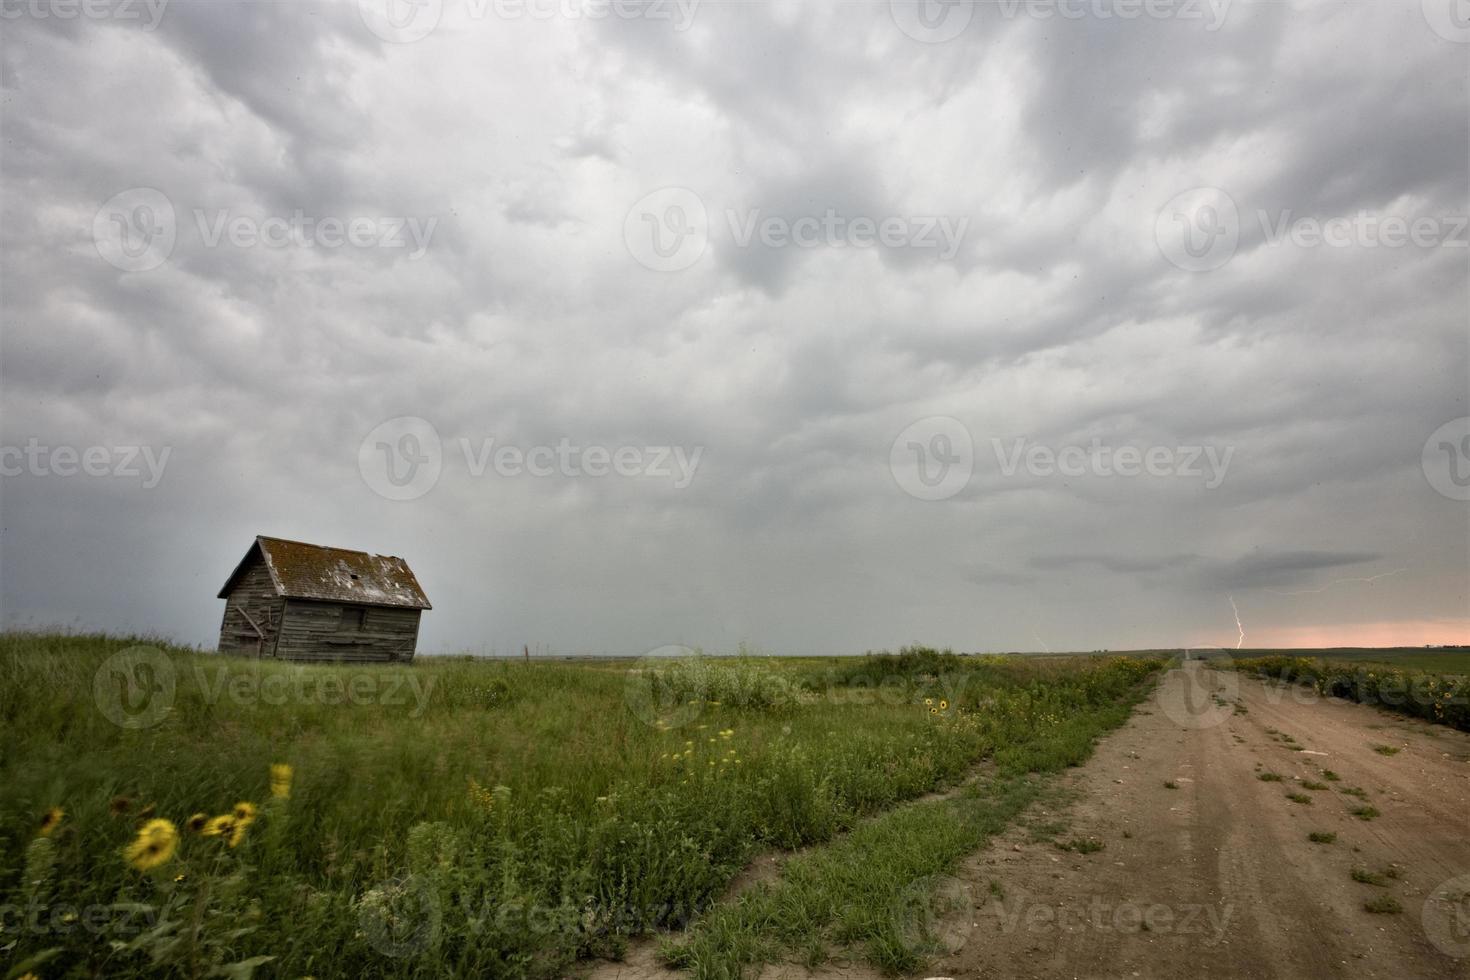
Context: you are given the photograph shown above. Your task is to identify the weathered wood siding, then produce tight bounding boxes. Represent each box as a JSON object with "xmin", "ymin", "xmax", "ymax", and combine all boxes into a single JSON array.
[
  {"xmin": 217, "ymin": 554, "xmax": 283, "ymax": 656},
  {"xmin": 274, "ymin": 599, "xmax": 421, "ymax": 663}
]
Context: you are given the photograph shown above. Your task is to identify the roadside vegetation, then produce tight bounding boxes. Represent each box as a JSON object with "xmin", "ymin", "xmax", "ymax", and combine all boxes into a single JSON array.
[
  {"xmin": 1228, "ymin": 655, "xmax": 1469, "ymax": 732},
  {"xmin": 0, "ymin": 634, "xmax": 1161, "ymax": 979}
]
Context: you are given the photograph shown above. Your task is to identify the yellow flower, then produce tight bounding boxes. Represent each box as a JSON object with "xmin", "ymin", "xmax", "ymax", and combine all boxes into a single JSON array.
[
  {"xmin": 232, "ymin": 802, "xmax": 258, "ymax": 825},
  {"xmin": 924, "ymin": 698, "xmax": 933, "ymax": 706},
  {"xmin": 38, "ymin": 807, "xmax": 63, "ymax": 838},
  {"xmin": 203, "ymin": 814, "xmax": 236, "ymax": 838},
  {"xmin": 939, "ymin": 700, "xmax": 949, "ymax": 711},
  {"xmin": 270, "ymin": 763, "xmax": 293, "ymax": 799},
  {"xmin": 203, "ymin": 814, "xmax": 250, "ymax": 848},
  {"xmin": 719, "ymin": 729, "xmax": 734, "ymax": 738},
  {"xmin": 185, "ymin": 812, "xmax": 209, "ymax": 834},
  {"xmin": 124, "ymin": 819, "xmax": 179, "ymax": 871}
]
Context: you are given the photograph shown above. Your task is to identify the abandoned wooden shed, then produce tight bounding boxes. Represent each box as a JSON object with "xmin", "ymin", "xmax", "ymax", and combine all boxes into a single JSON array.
[{"xmin": 216, "ymin": 536, "xmax": 431, "ymax": 662}]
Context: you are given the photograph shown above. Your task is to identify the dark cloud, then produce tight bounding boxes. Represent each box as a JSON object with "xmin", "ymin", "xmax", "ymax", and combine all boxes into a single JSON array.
[{"xmin": 0, "ymin": 0, "xmax": 1465, "ymax": 653}]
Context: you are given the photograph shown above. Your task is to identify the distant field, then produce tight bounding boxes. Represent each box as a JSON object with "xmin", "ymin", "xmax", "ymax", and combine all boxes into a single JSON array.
[
  {"xmin": 1226, "ymin": 648, "xmax": 1470, "ymax": 673},
  {"xmin": 0, "ymin": 636, "xmax": 1162, "ymax": 980}
]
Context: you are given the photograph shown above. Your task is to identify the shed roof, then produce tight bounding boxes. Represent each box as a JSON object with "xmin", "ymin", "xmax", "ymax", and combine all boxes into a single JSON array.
[{"xmin": 218, "ymin": 536, "xmax": 432, "ymax": 610}]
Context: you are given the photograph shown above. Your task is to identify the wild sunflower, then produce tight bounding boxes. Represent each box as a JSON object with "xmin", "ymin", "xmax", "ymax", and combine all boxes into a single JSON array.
[
  {"xmin": 38, "ymin": 807, "xmax": 63, "ymax": 838},
  {"xmin": 202, "ymin": 814, "xmax": 236, "ymax": 838},
  {"xmin": 202, "ymin": 814, "xmax": 250, "ymax": 848},
  {"xmin": 185, "ymin": 812, "xmax": 209, "ymax": 833},
  {"xmin": 232, "ymin": 802, "xmax": 258, "ymax": 825},
  {"xmin": 939, "ymin": 700, "xmax": 949, "ymax": 711},
  {"xmin": 270, "ymin": 763, "xmax": 293, "ymax": 799},
  {"xmin": 124, "ymin": 819, "xmax": 179, "ymax": 872}
]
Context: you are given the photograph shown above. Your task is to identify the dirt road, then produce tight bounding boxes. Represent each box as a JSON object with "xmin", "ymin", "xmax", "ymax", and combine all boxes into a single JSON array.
[{"xmin": 939, "ymin": 662, "xmax": 1470, "ymax": 979}]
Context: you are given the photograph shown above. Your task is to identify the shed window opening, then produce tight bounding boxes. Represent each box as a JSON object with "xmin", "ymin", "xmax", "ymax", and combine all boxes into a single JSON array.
[{"xmin": 340, "ymin": 607, "xmax": 367, "ymax": 631}]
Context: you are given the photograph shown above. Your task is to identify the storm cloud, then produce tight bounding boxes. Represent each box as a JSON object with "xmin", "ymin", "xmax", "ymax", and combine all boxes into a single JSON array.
[{"xmin": 0, "ymin": 0, "xmax": 1466, "ymax": 653}]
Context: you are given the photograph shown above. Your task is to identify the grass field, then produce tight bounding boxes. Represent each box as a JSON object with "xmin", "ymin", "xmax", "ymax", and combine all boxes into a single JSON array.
[
  {"xmin": 0, "ymin": 636, "xmax": 1162, "ymax": 979},
  {"xmin": 1227, "ymin": 648, "xmax": 1470, "ymax": 673},
  {"xmin": 1226, "ymin": 653, "xmax": 1470, "ymax": 732}
]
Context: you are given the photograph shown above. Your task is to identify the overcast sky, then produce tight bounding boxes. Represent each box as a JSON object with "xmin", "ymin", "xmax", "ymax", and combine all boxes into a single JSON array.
[{"xmin": 1, "ymin": 0, "xmax": 1467, "ymax": 655}]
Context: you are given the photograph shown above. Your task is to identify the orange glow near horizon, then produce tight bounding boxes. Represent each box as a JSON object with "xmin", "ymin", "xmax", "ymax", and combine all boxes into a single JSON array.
[{"xmin": 1188, "ymin": 620, "xmax": 1470, "ymax": 650}]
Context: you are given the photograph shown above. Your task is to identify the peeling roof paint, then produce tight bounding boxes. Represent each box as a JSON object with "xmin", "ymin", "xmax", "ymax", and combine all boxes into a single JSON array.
[{"xmin": 218, "ymin": 536, "xmax": 431, "ymax": 609}]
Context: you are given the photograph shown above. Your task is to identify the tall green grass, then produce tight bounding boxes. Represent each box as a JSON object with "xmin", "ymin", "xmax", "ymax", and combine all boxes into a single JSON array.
[
  {"xmin": 0, "ymin": 634, "xmax": 1160, "ymax": 978},
  {"xmin": 1230, "ymin": 655, "xmax": 1469, "ymax": 732}
]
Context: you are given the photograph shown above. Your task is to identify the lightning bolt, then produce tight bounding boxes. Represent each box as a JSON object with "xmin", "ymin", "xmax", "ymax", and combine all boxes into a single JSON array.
[
  {"xmin": 1265, "ymin": 568, "xmax": 1408, "ymax": 597},
  {"xmin": 1229, "ymin": 594, "xmax": 1245, "ymax": 650},
  {"xmin": 1033, "ymin": 630, "xmax": 1052, "ymax": 654}
]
